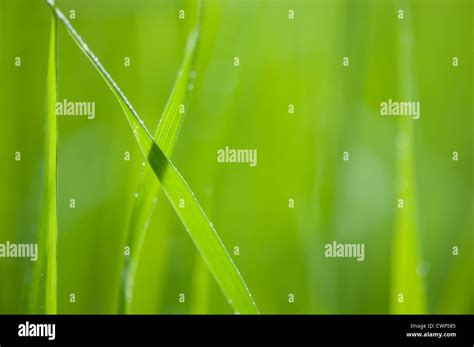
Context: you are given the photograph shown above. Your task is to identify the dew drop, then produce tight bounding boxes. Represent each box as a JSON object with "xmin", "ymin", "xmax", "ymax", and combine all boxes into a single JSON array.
[
  {"xmin": 134, "ymin": 192, "xmax": 139, "ymax": 198},
  {"xmin": 416, "ymin": 261, "xmax": 430, "ymax": 277}
]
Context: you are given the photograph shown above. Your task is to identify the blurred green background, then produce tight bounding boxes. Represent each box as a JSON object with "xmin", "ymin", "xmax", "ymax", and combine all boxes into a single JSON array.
[{"xmin": 0, "ymin": 0, "xmax": 472, "ymax": 314}]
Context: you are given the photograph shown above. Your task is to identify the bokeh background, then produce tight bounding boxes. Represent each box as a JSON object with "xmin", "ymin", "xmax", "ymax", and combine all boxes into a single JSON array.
[{"xmin": 0, "ymin": 0, "xmax": 472, "ymax": 314}]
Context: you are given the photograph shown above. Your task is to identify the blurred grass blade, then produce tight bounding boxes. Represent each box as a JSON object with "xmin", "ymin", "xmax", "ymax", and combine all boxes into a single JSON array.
[
  {"xmin": 31, "ymin": 1, "xmax": 58, "ymax": 314},
  {"xmin": 191, "ymin": 256, "xmax": 210, "ymax": 314},
  {"xmin": 119, "ymin": 1, "xmax": 202, "ymax": 314},
  {"xmin": 390, "ymin": 1, "xmax": 426, "ymax": 314},
  {"xmin": 436, "ymin": 205, "xmax": 473, "ymax": 313},
  {"xmin": 47, "ymin": 2, "xmax": 259, "ymax": 314}
]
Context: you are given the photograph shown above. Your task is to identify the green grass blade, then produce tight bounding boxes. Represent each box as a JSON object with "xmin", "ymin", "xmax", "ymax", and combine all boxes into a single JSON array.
[
  {"xmin": 390, "ymin": 1, "xmax": 426, "ymax": 314},
  {"xmin": 119, "ymin": 1, "xmax": 202, "ymax": 314},
  {"xmin": 47, "ymin": 2, "xmax": 259, "ymax": 314},
  {"xmin": 191, "ymin": 256, "xmax": 210, "ymax": 314},
  {"xmin": 436, "ymin": 205, "xmax": 473, "ymax": 313},
  {"xmin": 31, "ymin": 0, "xmax": 58, "ymax": 314},
  {"xmin": 44, "ymin": 5, "xmax": 58, "ymax": 314},
  {"xmin": 144, "ymin": 142, "xmax": 258, "ymax": 314}
]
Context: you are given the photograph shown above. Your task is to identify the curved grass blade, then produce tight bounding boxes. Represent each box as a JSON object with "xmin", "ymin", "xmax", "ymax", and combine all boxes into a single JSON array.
[
  {"xmin": 118, "ymin": 1, "xmax": 202, "ymax": 314},
  {"xmin": 47, "ymin": 2, "xmax": 259, "ymax": 314},
  {"xmin": 390, "ymin": 1, "xmax": 426, "ymax": 314},
  {"xmin": 31, "ymin": 0, "xmax": 58, "ymax": 314}
]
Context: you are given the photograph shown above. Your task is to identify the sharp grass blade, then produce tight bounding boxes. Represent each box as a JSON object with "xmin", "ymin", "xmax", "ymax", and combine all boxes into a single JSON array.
[
  {"xmin": 119, "ymin": 1, "xmax": 202, "ymax": 314},
  {"xmin": 31, "ymin": 0, "xmax": 58, "ymax": 314},
  {"xmin": 44, "ymin": 5, "xmax": 59, "ymax": 314},
  {"xmin": 47, "ymin": 2, "xmax": 259, "ymax": 314},
  {"xmin": 390, "ymin": 1, "xmax": 426, "ymax": 314}
]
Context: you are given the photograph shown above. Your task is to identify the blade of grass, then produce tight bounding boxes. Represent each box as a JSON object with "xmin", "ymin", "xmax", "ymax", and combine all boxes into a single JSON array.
[
  {"xmin": 47, "ymin": 2, "xmax": 259, "ymax": 314},
  {"xmin": 44, "ymin": 3, "xmax": 58, "ymax": 314},
  {"xmin": 31, "ymin": 0, "xmax": 58, "ymax": 314},
  {"xmin": 436, "ymin": 204, "xmax": 473, "ymax": 313},
  {"xmin": 390, "ymin": 0, "xmax": 426, "ymax": 314},
  {"xmin": 119, "ymin": 1, "xmax": 202, "ymax": 314},
  {"xmin": 191, "ymin": 255, "xmax": 210, "ymax": 314}
]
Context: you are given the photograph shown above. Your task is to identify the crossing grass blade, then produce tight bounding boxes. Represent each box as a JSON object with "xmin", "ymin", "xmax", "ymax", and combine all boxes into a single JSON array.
[
  {"xmin": 118, "ymin": 1, "xmax": 202, "ymax": 313},
  {"xmin": 31, "ymin": 0, "xmax": 58, "ymax": 314},
  {"xmin": 390, "ymin": 1, "xmax": 426, "ymax": 314},
  {"xmin": 47, "ymin": 2, "xmax": 259, "ymax": 314}
]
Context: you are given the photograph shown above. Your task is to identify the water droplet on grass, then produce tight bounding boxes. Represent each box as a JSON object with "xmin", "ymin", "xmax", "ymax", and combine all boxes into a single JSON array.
[{"xmin": 416, "ymin": 261, "xmax": 430, "ymax": 277}]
